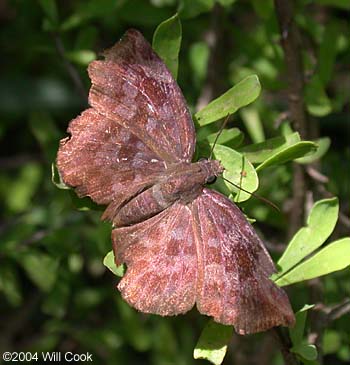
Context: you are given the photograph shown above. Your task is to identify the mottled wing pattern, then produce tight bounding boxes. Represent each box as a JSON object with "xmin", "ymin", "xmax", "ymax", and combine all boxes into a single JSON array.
[
  {"xmin": 112, "ymin": 202, "xmax": 197, "ymax": 315},
  {"xmin": 58, "ymin": 29, "xmax": 294, "ymax": 333},
  {"xmin": 57, "ymin": 108, "xmax": 166, "ymax": 221},
  {"xmin": 191, "ymin": 189, "xmax": 295, "ymax": 334},
  {"xmin": 88, "ymin": 29, "xmax": 195, "ymax": 163}
]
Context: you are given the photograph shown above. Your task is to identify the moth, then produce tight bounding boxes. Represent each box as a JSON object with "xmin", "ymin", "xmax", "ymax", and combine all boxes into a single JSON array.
[{"xmin": 57, "ymin": 29, "xmax": 295, "ymax": 334}]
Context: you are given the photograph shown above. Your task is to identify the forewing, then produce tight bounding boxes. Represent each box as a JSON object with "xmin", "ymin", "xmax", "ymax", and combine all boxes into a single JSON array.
[
  {"xmin": 57, "ymin": 108, "xmax": 166, "ymax": 220},
  {"xmin": 112, "ymin": 203, "xmax": 197, "ymax": 315},
  {"xmin": 192, "ymin": 189, "xmax": 295, "ymax": 334},
  {"xmin": 88, "ymin": 29, "xmax": 195, "ymax": 163}
]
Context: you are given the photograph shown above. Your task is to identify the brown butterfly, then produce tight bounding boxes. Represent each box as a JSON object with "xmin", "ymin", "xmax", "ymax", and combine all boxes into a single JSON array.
[{"xmin": 57, "ymin": 29, "xmax": 295, "ymax": 334}]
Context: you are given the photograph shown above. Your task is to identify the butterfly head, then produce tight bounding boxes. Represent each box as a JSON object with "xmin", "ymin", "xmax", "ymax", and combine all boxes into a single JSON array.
[{"xmin": 197, "ymin": 158, "xmax": 224, "ymax": 185}]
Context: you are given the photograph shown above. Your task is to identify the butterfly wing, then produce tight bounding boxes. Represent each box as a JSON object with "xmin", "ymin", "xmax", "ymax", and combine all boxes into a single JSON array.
[
  {"xmin": 57, "ymin": 29, "xmax": 196, "ymax": 219},
  {"xmin": 112, "ymin": 202, "xmax": 197, "ymax": 315},
  {"xmin": 191, "ymin": 188, "xmax": 295, "ymax": 334},
  {"xmin": 88, "ymin": 29, "xmax": 195, "ymax": 163},
  {"xmin": 57, "ymin": 108, "xmax": 166, "ymax": 220}
]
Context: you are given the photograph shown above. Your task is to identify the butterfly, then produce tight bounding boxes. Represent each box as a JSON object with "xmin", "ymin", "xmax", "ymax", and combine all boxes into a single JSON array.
[{"xmin": 57, "ymin": 29, "xmax": 295, "ymax": 334}]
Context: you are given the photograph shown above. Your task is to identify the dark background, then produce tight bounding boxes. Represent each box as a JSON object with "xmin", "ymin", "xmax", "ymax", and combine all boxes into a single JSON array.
[{"xmin": 0, "ymin": 1, "xmax": 349, "ymax": 364}]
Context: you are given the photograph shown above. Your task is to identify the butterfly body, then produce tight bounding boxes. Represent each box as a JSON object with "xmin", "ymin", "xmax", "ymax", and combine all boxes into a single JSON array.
[
  {"xmin": 57, "ymin": 29, "xmax": 295, "ymax": 334},
  {"xmin": 114, "ymin": 159, "xmax": 223, "ymax": 227}
]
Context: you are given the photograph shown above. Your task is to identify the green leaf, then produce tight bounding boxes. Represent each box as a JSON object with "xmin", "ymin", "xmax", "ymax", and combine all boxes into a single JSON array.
[
  {"xmin": 256, "ymin": 142, "xmax": 317, "ymax": 171},
  {"xmin": 103, "ymin": 251, "xmax": 125, "ymax": 277},
  {"xmin": 68, "ymin": 254, "xmax": 83, "ymax": 273},
  {"xmin": 305, "ymin": 75, "xmax": 332, "ymax": 117},
  {"xmin": 17, "ymin": 251, "xmax": 59, "ymax": 292},
  {"xmin": 0, "ymin": 264, "xmax": 22, "ymax": 306},
  {"xmin": 51, "ymin": 163, "xmax": 70, "ymax": 190},
  {"xmin": 60, "ymin": 0, "xmax": 120, "ymax": 31},
  {"xmin": 250, "ymin": 0, "xmax": 273, "ymax": 19},
  {"xmin": 240, "ymin": 107, "xmax": 265, "ymax": 143},
  {"xmin": 189, "ymin": 41, "xmax": 209, "ymax": 86},
  {"xmin": 6, "ymin": 163, "xmax": 42, "ymax": 213},
  {"xmin": 38, "ymin": 0, "xmax": 59, "ymax": 29},
  {"xmin": 318, "ymin": 23, "xmax": 338, "ymax": 85},
  {"xmin": 280, "ymin": 122, "xmax": 294, "ymax": 137},
  {"xmin": 239, "ymin": 132, "xmax": 301, "ymax": 163},
  {"xmin": 276, "ymin": 237, "xmax": 350, "ymax": 286},
  {"xmin": 153, "ymin": 14, "xmax": 182, "ymax": 79},
  {"xmin": 116, "ymin": 296, "xmax": 152, "ymax": 351},
  {"xmin": 74, "ymin": 288, "xmax": 104, "ymax": 309},
  {"xmin": 29, "ymin": 112, "xmax": 60, "ymax": 161},
  {"xmin": 197, "ymin": 127, "xmax": 244, "ymax": 148},
  {"xmin": 210, "ymin": 144, "xmax": 259, "ymax": 202},
  {"xmin": 289, "ymin": 304, "xmax": 314, "ymax": 346},
  {"xmin": 217, "ymin": 0, "xmax": 237, "ymax": 7},
  {"xmin": 296, "ymin": 137, "xmax": 331, "ymax": 164},
  {"xmin": 66, "ymin": 49, "xmax": 96, "ymax": 66},
  {"xmin": 42, "ymin": 279, "xmax": 69, "ymax": 318},
  {"xmin": 277, "ymin": 198, "xmax": 339, "ymax": 276},
  {"xmin": 193, "ymin": 320, "xmax": 233, "ymax": 365},
  {"xmin": 39, "ymin": 0, "xmax": 58, "ymax": 21},
  {"xmin": 179, "ymin": 0, "xmax": 215, "ymax": 19},
  {"xmin": 74, "ymin": 26, "xmax": 98, "ymax": 50},
  {"xmin": 291, "ymin": 343, "xmax": 318, "ymax": 361},
  {"xmin": 195, "ymin": 75, "xmax": 261, "ymax": 126},
  {"xmin": 152, "ymin": 320, "xmax": 178, "ymax": 361},
  {"xmin": 323, "ymin": 330, "xmax": 342, "ymax": 355}
]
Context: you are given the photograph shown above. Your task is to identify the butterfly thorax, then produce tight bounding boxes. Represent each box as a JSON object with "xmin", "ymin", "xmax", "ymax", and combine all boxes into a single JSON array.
[{"xmin": 113, "ymin": 159, "xmax": 223, "ymax": 227}]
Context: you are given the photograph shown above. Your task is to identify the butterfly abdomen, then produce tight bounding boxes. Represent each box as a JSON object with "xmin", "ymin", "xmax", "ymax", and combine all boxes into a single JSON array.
[{"xmin": 113, "ymin": 185, "xmax": 171, "ymax": 227}]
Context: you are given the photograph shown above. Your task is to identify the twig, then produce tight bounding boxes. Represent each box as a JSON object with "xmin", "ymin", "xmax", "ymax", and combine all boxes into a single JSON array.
[
  {"xmin": 274, "ymin": 111, "xmax": 290, "ymax": 128},
  {"xmin": 53, "ymin": 33, "xmax": 88, "ymax": 102},
  {"xmin": 313, "ymin": 298, "xmax": 350, "ymax": 322},
  {"xmin": 0, "ymin": 229, "xmax": 49, "ymax": 261},
  {"xmin": 20, "ymin": 230, "xmax": 48, "ymax": 247},
  {"xmin": 338, "ymin": 211, "xmax": 350, "ymax": 229},
  {"xmin": 196, "ymin": 4, "xmax": 225, "ymax": 112},
  {"xmin": 274, "ymin": 0, "xmax": 307, "ymax": 138},
  {"xmin": 271, "ymin": 328, "xmax": 299, "ymax": 365},
  {"xmin": 327, "ymin": 298, "xmax": 350, "ymax": 321},
  {"xmin": 308, "ymin": 298, "xmax": 350, "ymax": 346},
  {"xmin": 274, "ymin": 0, "xmax": 308, "ymax": 239},
  {"xmin": 306, "ymin": 166, "xmax": 329, "ymax": 184},
  {"xmin": 273, "ymin": 3, "xmax": 311, "ymax": 364},
  {"xmin": 253, "ymin": 332, "xmax": 278, "ymax": 365}
]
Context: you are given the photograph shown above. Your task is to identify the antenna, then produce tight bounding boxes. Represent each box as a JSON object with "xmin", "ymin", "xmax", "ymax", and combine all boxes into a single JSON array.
[
  {"xmin": 207, "ymin": 114, "xmax": 279, "ymax": 212},
  {"xmin": 219, "ymin": 176, "xmax": 280, "ymax": 212},
  {"xmin": 209, "ymin": 114, "xmax": 231, "ymax": 160}
]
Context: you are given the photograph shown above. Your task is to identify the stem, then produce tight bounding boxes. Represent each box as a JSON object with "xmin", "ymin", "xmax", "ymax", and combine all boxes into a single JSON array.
[
  {"xmin": 274, "ymin": 0, "xmax": 308, "ymax": 238},
  {"xmin": 271, "ymin": 328, "xmax": 299, "ymax": 365},
  {"xmin": 274, "ymin": 0, "xmax": 307, "ymax": 138},
  {"xmin": 196, "ymin": 4, "xmax": 225, "ymax": 111},
  {"xmin": 53, "ymin": 33, "xmax": 88, "ymax": 103}
]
